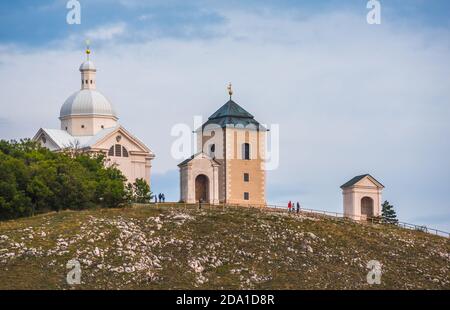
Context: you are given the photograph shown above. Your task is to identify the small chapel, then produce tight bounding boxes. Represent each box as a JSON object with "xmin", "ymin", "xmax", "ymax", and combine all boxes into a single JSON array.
[
  {"xmin": 341, "ymin": 174, "xmax": 384, "ymax": 220},
  {"xmin": 178, "ymin": 84, "xmax": 267, "ymax": 206},
  {"xmin": 33, "ymin": 47, "xmax": 155, "ymax": 184}
]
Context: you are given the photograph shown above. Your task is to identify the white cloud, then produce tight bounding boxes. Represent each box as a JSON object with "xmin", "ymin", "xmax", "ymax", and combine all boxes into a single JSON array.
[
  {"xmin": 1, "ymin": 9, "xmax": 449, "ymax": 230},
  {"xmin": 85, "ymin": 22, "xmax": 127, "ymax": 41}
]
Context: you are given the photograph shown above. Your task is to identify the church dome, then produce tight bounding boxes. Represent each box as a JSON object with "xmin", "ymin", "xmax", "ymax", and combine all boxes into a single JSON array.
[{"xmin": 59, "ymin": 89, "xmax": 117, "ymax": 119}]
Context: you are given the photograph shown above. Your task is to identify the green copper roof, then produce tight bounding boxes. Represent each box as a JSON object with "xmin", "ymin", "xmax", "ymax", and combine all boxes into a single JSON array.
[
  {"xmin": 202, "ymin": 100, "xmax": 265, "ymax": 130},
  {"xmin": 209, "ymin": 100, "xmax": 254, "ymax": 120}
]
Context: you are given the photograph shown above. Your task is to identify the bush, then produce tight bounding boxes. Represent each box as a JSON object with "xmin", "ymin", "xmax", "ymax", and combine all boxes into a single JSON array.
[
  {"xmin": 0, "ymin": 139, "xmax": 130, "ymax": 220},
  {"xmin": 131, "ymin": 178, "xmax": 152, "ymax": 203}
]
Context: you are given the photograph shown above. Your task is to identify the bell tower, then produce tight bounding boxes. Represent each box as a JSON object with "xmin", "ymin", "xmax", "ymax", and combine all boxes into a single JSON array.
[{"xmin": 199, "ymin": 84, "xmax": 267, "ymax": 205}]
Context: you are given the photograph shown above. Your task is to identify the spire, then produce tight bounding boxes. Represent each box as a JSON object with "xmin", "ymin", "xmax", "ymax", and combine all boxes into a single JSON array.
[
  {"xmin": 227, "ymin": 82, "xmax": 233, "ymax": 100},
  {"xmin": 85, "ymin": 39, "xmax": 91, "ymax": 61}
]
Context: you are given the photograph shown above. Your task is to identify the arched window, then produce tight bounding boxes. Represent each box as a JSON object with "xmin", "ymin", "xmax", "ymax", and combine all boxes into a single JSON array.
[
  {"xmin": 242, "ymin": 143, "xmax": 250, "ymax": 160},
  {"xmin": 108, "ymin": 146, "xmax": 114, "ymax": 156},
  {"xmin": 115, "ymin": 144, "xmax": 122, "ymax": 157},
  {"xmin": 108, "ymin": 144, "xmax": 129, "ymax": 157}
]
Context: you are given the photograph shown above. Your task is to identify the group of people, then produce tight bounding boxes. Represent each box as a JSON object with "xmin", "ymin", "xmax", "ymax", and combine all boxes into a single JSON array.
[
  {"xmin": 154, "ymin": 193, "xmax": 166, "ymax": 203},
  {"xmin": 288, "ymin": 201, "xmax": 301, "ymax": 214}
]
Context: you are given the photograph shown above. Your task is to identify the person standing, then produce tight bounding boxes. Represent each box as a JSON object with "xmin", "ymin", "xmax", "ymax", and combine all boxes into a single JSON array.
[
  {"xmin": 288, "ymin": 201, "xmax": 292, "ymax": 213},
  {"xmin": 158, "ymin": 193, "xmax": 162, "ymax": 203},
  {"xmin": 296, "ymin": 202, "xmax": 300, "ymax": 214},
  {"xmin": 162, "ymin": 193, "xmax": 166, "ymax": 203}
]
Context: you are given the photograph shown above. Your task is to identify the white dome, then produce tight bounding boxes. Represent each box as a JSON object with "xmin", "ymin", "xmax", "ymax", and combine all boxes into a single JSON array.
[
  {"xmin": 79, "ymin": 61, "xmax": 96, "ymax": 71},
  {"xmin": 60, "ymin": 89, "xmax": 117, "ymax": 119}
]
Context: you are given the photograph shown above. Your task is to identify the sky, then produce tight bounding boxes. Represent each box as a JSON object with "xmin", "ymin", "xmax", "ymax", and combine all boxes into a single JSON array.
[{"xmin": 0, "ymin": 0, "xmax": 449, "ymax": 231}]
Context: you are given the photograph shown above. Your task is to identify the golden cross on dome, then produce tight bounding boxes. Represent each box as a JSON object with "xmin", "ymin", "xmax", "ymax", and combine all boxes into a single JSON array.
[
  {"xmin": 227, "ymin": 82, "xmax": 233, "ymax": 100},
  {"xmin": 85, "ymin": 39, "xmax": 91, "ymax": 60}
]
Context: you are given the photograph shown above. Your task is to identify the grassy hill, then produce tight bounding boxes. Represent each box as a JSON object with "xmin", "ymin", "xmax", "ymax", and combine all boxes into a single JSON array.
[{"xmin": 0, "ymin": 204, "xmax": 449, "ymax": 290}]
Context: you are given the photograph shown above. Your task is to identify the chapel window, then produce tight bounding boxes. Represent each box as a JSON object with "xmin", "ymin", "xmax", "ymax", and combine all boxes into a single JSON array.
[
  {"xmin": 115, "ymin": 144, "xmax": 122, "ymax": 157},
  {"xmin": 244, "ymin": 192, "xmax": 250, "ymax": 200},
  {"xmin": 244, "ymin": 173, "xmax": 249, "ymax": 182},
  {"xmin": 108, "ymin": 144, "xmax": 129, "ymax": 157},
  {"xmin": 242, "ymin": 143, "xmax": 250, "ymax": 160}
]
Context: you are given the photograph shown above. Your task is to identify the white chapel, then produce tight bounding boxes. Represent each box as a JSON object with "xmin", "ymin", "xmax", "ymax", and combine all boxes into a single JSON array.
[{"xmin": 33, "ymin": 47, "xmax": 155, "ymax": 184}]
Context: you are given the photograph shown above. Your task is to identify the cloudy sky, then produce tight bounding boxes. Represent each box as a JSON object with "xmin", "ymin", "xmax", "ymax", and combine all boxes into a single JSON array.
[{"xmin": 0, "ymin": 0, "xmax": 449, "ymax": 231}]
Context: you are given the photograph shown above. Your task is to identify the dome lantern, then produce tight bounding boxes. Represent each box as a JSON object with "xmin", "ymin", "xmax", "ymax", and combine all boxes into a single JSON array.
[
  {"xmin": 80, "ymin": 40, "xmax": 97, "ymax": 90},
  {"xmin": 59, "ymin": 45, "xmax": 118, "ymax": 136}
]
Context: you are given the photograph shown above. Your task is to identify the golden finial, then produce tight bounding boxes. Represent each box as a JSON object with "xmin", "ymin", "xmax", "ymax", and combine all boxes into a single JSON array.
[
  {"xmin": 227, "ymin": 82, "xmax": 233, "ymax": 100},
  {"xmin": 85, "ymin": 39, "xmax": 91, "ymax": 60}
]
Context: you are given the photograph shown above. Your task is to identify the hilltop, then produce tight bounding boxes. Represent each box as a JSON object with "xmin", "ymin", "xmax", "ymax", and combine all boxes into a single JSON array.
[{"xmin": 0, "ymin": 204, "xmax": 449, "ymax": 289}]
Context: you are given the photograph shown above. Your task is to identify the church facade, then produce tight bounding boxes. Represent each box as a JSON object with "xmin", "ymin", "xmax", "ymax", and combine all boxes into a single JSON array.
[
  {"xmin": 33, "ymin": 49, "xmax": 155, "ymax": 184},
  {"xmin": 178, "ymin": 85, "xmax": 267, "ymax": 206}
]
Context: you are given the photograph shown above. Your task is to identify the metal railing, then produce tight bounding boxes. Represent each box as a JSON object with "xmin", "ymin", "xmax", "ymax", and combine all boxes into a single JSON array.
[
  {"xmin": 265, "ymin": 204, "xmax": 450, "ymax": 239},
  {"xmin": 143, "ymin": 202, "xmax": 450, "ymax": 239}
]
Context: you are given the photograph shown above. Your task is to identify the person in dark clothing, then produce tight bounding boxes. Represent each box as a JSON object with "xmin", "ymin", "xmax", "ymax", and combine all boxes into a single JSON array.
[
  {"xmin": 296, "ymin": 202, "xmax": 300, "ymax": 214},
  {"xmin": 162, "ymin": 193, "xmax": 166, "ymax": 203},
  {"xmin": 158, "ymin": 193, "xmax": 162, "ymax": 203}
]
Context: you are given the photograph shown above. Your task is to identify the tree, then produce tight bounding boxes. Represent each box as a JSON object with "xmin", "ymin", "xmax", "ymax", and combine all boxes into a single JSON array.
[
  {"xmin": 0, "ymin": 139, "xmax": 130, "ymax": 220},
  {"xmin": 132, "ymin": 178, "xmax": 152, "ymax": 203},
  {"xmin": 381, "ymin": 200, "xmax": 398, "ymax": 224},
  {"xmin": 95, "ymin": 166, "xmax": 128, "ymax": 209}
]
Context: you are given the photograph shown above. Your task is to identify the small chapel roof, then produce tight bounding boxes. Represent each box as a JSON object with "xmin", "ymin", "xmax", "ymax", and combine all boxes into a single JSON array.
[
  {"xmin": 209, "ymin": 100, "xmax": 254, "ymax": 120},
  {"xmin": 340, "ymin": 174, "xmax": 384, "ymax": 189},
  {"xmin": 201, "ymin": 100, "xmax": 265, "ymax": 130}
]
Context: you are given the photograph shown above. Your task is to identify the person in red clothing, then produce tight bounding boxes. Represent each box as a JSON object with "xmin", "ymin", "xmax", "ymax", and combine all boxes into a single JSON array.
[{"xmin": 288, "ymin": 201, "xmax": 292, "ymax": 212}]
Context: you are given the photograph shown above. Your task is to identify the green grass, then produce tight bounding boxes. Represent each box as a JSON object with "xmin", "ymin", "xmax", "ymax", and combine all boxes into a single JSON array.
[{"xmin": 0, "ymin": 204, "xmax": 449, "ymax": 290}]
